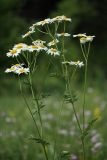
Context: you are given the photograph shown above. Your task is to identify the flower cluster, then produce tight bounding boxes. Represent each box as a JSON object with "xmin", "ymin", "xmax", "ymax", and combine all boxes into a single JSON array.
[
  {"xmin": 6, "ymin": 43, "xmax": 28, "ymax": 57},
  {"xmin": 6, "ymin": 42, "xmax": 48, "ymax": 58},
  {"xmin": 22, "ymin": 15, "xmax": 72, "ymax": 38},
  {"xmin": 57, "ymin": 33, "xmax": 71, "ymax": 37},
  {"xmin": 62, "ymin": 60, "xmax": 84, "ymax": 68},
  {"xmin": 47, "ymin": 39, "xmax": 59, "ymax": 47},
  {"xmin": 47, "ymin": 48, "xmax": 60, "ymax": 56},
  {"xmin": 73, "ymin": 33, "xmax": 95, "ymax": 44},
  {"xmin": 5, "ymin": 64, "xmax": 29, "ymax": 75}
]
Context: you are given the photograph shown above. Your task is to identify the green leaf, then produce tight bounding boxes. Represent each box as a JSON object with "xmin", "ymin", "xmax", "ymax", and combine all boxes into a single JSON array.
[
  {"xmin": 29, "ymin": 136, "xmax": 49, "ymax": 146},
  {"xmin": 64, "ymin": 91, "xmax": 78, "ymax": 104},
  {"xmin": 81, "ymin": 118, "xmax": 97, "ymax": 140}
]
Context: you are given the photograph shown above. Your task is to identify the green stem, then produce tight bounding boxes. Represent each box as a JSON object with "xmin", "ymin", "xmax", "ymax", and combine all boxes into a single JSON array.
[
  {"xmin": 42, "ymin": 145, "xmax": 48, "ymax": 160},
  {"xmin": 19, "ymin": 77, "xmax": 48, "ymax": 160},
  {"xmin": 18, "ymin": 77, "xmax": 41, "ymax": 138},
  {"xmin": 81, "ymin": 42, "xmax": 91, "ymax": 160},
  {"xmin": 28, "ymin": 72, "xmax": 43, "ymax": 137}
]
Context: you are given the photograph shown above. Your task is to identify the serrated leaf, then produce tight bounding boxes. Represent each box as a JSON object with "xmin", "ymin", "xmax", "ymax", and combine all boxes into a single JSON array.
[
  {"xmin": 64, "ymin": 91, "xmax": 78, "ymax": 104},
  {"xmin": 81, "ymin": 118, "xmax": 97, "ymax": 140},
  {"xmin": 29, "ymin": 136, "xmax": 49, "ymax": 145},
  {"xmin": 33, "ymin": 104, "xmax": 45, "ymax": 115}
]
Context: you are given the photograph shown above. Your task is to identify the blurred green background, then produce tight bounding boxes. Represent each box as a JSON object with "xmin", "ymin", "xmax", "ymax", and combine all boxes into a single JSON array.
[{"xmin": 0, "ymin": 0, "xmax": 107, "ymax": 160}]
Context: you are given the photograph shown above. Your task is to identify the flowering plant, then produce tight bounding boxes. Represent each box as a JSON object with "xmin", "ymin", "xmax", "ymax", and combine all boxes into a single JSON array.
[{"xmin": 5, "ymin": 15, "xmax": 95, "ymax": 160}]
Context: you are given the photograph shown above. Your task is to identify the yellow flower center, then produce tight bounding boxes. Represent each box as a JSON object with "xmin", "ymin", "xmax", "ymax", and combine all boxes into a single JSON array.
[
  {"xmin": 14, "ymin": 64, "xmax": 20, "ymax": 67},
  {"xmin": 19, "ymin": 69, "xmax": 25, "ymax": 73},
  {"xmin": 32, "ymin": 45, "xmax": 39, "ymax": 49},
  {"xmin": 11, "ymin": 50, "xmax": 17, "ymax": 54},
  {"xmin": 10, "ymin": 67, "xmax": 15, "ymax": 71},
  {"xmin": 16, "ymin": 45, "xmax": 23, "ymax": 49},
  {"xmin": 51, "ymin": 49, "xmax": 57, "ymax": 52}
]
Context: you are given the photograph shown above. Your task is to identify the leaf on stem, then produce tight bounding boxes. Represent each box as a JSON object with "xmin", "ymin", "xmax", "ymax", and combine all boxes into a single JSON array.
[
  {"xmin": 29, "ymin": 135, "xmax": 50, "ymax": 146},
  {"xmin": 64, "ymin": 91, "xmax": 78, "ymax": 104},
  {"xmin": 81, "ymin": 118, "xmax": 98, "ymax": 140}
]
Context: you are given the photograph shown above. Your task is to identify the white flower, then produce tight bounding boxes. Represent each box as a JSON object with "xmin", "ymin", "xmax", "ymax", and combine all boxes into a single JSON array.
[
  {"xmin": 62, "ymin": 61, "xmax": 71, "ymax": 65},
  {"xmin": 69, "ymin": 61, "xmax": 84, "ymax": 68},
  {"xmin": 5, "ymin": 64, "xmax": 24, "ymax": 73},
  {"xmin": 32, "ymin": 40, "xmax": 46, "ymax": 45},
  {"xmin": 52, "ymin": 15, "xmax": 71, "ymax": 22},
  {"xmin": 62, "ymin": 61, "xmax": 84, "ymax": 68},
  {"xmin": 22, "ymin": 30, "xmax": 35, "ymax": 38},
  {"xmin": 5, "ymin": 68, "xmax": 16, "ymax": 73},
  {"xmin": 73, "ymin": 33, "xmax": 86, "ymax": 38},
  {"xmin": 47, "ymin": 39, "xmax": 59, "ymax": 46},
  {"xmin": 28, "ymin": 44, "xmax": 48, "ymax": 52},
  {"xmin": 15, "ymin": 67, "xmax": 30, "ymax": 75},
  {"xmin": 13, "ymin": 43, "xmax": 28, "ymax": 51},
  {"xmin": 47, "ymin": 48, "xmax": 60, "ymax": 56},
  {"xmin": 6, "ymin": 49, "xmax": 20, "ymax": 57},
  {"xmin": 57, "ymin": 33, "xmax": 70, "ymax": 37},
  {"xmin": 36, "ymin": 18, "xmax": 52, "ymax": 26},
  {"xmin": 86, "ymin": 36, "xmax": 95, "ymax": 42},
  {"xmin": 80, "ymin": 37, "xmax": 88, "ymax": 44}
]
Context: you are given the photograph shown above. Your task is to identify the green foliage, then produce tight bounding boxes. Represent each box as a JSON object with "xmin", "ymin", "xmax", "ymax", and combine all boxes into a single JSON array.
[
  {"xmin": 64, "ymin": 91, "xmax": 78, "ymax": 104},
  {"xmin": 81, "ymin": 118, "xmax": 98, "ymax": 140}
]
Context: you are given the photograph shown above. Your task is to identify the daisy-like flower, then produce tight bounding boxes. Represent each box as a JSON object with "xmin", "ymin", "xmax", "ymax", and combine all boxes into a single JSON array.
[
  {"xmin": 69, "ymin": 61, "xmax": 84, "ymax": 68},
  {"xmin": 57, "ymin": 33, "xmax": 71, "ymax": 37},
  {"xmin": 15, "ymin": 67, "xmax": 30, "ymax": 75},
  {"xmin": 47, "ymin": 48, "xmax": 60, "ymax": 56},
  {"xmin": 52, "ymin": 15, "xmax": 71, "ymax": 22},
  {"xmin": 29, "ymin": 24, "xmax": 36, "ymax": 31},
  {"xmin": 28, "ymin": 44, "xmax": 48, "ymax": 52},
  {"xmin": 80, "ymin": 37, "xmax": 88, "ymax": 44},
  {"xmin": 13, "ymin": 43, "xmax": 28, "ymax": 51},
  {"xmin": 62, "ymin": 61, "xmax": 71, "ymax": 65},
  {"xmin": 36, "ymin": 18, "xmax": 52, "ymax": 26},
  {"xmin": 32, "ymin": 40, "xmax": 46, "ymax": 45},
  {"xmin": 22, "ymin": 30, "xmax": 35, "ymax": 38},
  {"xmin": 6, "ymin": 49, "xmax": 20, "ymax": 57},
  {"xmin": 86, "ymin": 36, "xmax": 95, "ymax": 42},
  {"xmin": 47, "ymin": 39, "xmax": 59, "ymax": 46},
  {"xmin": 73, "ymin": 33, "xmax": 86, "ymax": 38},
  {"xmin": 5, "ymin": 64, "xmax": 24, "ymax": 73}
]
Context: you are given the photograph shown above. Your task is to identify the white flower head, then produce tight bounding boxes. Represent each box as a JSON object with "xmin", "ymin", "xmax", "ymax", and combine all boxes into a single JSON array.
[
  {"xmin": 22, "ymin": 30, "xmax": 35, "ymax": 38},
  {"xmin": 86, "ymin": 36, "xmax": 95, "ymax": 42},
  {"xmin": 62, "ymin": 61, "xmax": 71, "ymax": 65},
  {"xmin": 6, "ymin": 49, "xmax": 20, "ymax": 57},
  {"xmin": 52, "ymin": 15, "xmax": 71, "ymax": 23},
  {"xmin": 57, "ymin": 33, "xmax": 70, "ymax": 37},
  {"xmin": 73, "ymin": 33, "xmax": 87, "ymax": 38},
  {"xmin": 47, "ymin": 39, "xmax": 59, "ymax": 46},
  {"xmin": 32, "ymin": 40, "xmax": 46, "ymax": 45},
  {"xmin": 36, "ymin": 18, "xmax": 52, "ymax": 26},
  {"xmin": 70, "ymin": 61, "xmax": 84, "ymax": 68},
  {"xmin": 5, "ymin": 64, "xmax": 24, "ymax": 73},
  {"xmin": 13, "ymin": 43, "xmax": 28, "ymax": 51},
  {"xmin": 29, "ymin": 24, "xmax": 36, "ymax": 32},
  {"xmin": 15, "ymin": 67, "xmax": 30, "ymax": 75},
  {"xmin": 80, "ymin": 37, "xmax": 88, "ymax": 44},
  {"xmin": 28, "ymin": 44, "xmax": 48, "ymax": 52},
  {"xmin": 47, "ymin": 48, "xmax": 60, "ymax": 56}
]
